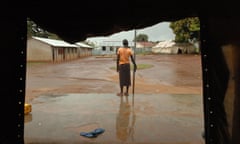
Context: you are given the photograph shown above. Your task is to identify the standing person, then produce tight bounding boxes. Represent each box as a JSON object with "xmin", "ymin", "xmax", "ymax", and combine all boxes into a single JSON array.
[{"xmin": 116, "ymin": 39, "xmax": 137, "ymax": 96}]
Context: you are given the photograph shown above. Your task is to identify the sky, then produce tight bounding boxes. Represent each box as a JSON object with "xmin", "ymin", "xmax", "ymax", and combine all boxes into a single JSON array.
[{"xmin": 86, "ymin": 22, "xmax": 175, "ymax": 46}]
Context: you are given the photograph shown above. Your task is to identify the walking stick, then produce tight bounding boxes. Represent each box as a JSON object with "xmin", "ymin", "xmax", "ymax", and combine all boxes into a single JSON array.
[
  {"xmin": 132, "ymin": 29, "xmax": 137, "ymax": 95},
  {"xmin": 132, "ymin": 67, "xmax": 135, "ymax": 95}
]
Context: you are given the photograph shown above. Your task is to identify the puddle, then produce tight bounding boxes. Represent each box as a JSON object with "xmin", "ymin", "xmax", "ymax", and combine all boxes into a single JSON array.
[{"xmin": 24, "ymin": 93, "xmax": 204, "ymax": 144}]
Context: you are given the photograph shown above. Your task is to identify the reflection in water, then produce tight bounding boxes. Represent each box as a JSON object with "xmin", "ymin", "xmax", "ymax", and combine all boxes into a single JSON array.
[{"xmin": 116, "ymin": 95, "xmax": 136, "ymax": 142}]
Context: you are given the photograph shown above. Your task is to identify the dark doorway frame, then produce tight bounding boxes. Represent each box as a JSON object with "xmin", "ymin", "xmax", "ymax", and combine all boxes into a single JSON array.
[{"xmin": 2, "ymin": 14, "xmax": 240, "ymax": 144}]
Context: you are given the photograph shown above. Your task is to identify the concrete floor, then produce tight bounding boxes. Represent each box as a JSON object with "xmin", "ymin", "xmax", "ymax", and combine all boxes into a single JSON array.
[{"xmin": 24, "ymin": 93, "xmax": 205, "ymax": 144}]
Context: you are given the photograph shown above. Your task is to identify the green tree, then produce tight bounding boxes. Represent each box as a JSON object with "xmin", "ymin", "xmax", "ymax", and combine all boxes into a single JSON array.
[
  {"xmin": 134, "ymin": 33, "xmax": 148, "ymax": 42},
  {"xmin": 27, "ymin": 18, "xmax": 60, "ymax": 39},
  {"xmin": 169, "ymin": 17, "xmax": 200, "ymax": 43}
]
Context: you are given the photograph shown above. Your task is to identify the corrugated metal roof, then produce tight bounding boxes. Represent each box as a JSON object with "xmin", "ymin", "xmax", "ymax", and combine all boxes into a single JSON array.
[
  {"xmin": 75, "ymin": 42, "xmax": 94, "ymax": 48},
  {"xmin": 153, "ymin": 40, "xmax": 175, "ymax": 48},
  {"xmin": 32, "ymin": 36, "xmax": 78, "ymax": 47}
]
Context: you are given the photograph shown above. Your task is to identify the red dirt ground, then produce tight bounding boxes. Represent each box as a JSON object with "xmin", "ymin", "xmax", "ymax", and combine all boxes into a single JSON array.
[{"xmin": 25, "ymin": 54, "xmax": 202, "ymax": 102}]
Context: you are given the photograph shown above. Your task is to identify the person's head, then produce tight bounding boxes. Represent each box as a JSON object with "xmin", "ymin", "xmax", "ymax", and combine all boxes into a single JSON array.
[{"xmin": 122, "ymin": 39, "xmax": 128, "ymax": 47}]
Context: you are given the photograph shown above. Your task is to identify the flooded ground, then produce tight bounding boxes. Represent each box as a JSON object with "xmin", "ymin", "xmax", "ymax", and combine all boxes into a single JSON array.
[
  {"xmin": 25, "ymin": 54, "xmax": 202, "ymax": 101},
  {"xmin": 25, "ymin": 54, "xmax": 204, "ymax": 144}
]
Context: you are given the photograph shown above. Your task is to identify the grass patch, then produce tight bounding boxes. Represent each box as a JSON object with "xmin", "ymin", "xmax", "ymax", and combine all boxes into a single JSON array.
[{"xmin": 110, "ymin": 64, "xmax": 154, "ymax": 70}]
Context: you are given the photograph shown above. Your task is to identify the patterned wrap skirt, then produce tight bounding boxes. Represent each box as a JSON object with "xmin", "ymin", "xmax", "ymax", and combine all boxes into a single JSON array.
[{"xmin": 119, "ymin": 63, "xmax": 131, "ymax": 86}]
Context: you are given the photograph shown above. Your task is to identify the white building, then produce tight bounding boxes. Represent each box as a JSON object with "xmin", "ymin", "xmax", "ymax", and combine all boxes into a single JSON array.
[
  {"xmin": 152, "ymin": 40, "xmax": 196, "ymax": 54},
  {"xmin": 27, "ymin": 36, "xmax": 94, "ymax": 62}
]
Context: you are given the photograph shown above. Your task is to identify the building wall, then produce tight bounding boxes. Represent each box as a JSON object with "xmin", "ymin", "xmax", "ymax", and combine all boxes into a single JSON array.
[
  {"xmin": 78, "ymin": 48, "xmax": 92, "ymax": 57},
  {"xmin": 93, "ymin": 46, "xmax": 117, "ymax": 56},
  {"xmin": 53, "ymin": 47, "xmax": 80, "ymax": 62},
  {"xmin": 27, "ymin": 38, "xmax": 53, "ymax": 62},
  {"xmin": 53, "ymin": 48, "xmax": 64, "ymax": 62},
  {"xmin": 135, "ymin": 47, "xmax": 152, "ymax": 54},
  {"xmin": 27, "ymin": 38, "xmax": 82, "ymax": 62},
  {"xmin": 65, "ymin": 48, "xmax": 78, "ymax": 60}
]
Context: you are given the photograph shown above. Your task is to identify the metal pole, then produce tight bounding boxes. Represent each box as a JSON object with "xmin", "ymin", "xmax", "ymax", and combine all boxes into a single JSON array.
[{"xmin": 132, "ymin": 29, "xmax": 136, "ymax": 95}]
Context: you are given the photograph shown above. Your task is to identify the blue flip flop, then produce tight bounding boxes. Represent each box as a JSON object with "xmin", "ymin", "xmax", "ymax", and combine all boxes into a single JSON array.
[
  {"xmin": 80, "ymin": 132, "xmax": 97, "ymax": 138},
  {"xmin": 80, "ymin": 128, "xmax": 105, "ymax": 138},
  {"xmin": 92, "ymin": 128, "xmax": 105, "ymax": 135}
]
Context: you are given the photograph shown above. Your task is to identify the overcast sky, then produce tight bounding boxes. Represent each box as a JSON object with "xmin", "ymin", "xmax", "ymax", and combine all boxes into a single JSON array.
[{"xmin": 86, "ymin": 22, "xmax": 175, "ymax": 45}]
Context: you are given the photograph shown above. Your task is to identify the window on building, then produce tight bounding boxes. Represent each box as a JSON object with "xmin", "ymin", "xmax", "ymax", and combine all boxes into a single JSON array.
[
  {"xmin": 102, "ymin": 46, "xmax": 106, "ymax": 51},
  {"xmin": 110, "ymin": 46, "xmax": 113, "ymax": 51}
]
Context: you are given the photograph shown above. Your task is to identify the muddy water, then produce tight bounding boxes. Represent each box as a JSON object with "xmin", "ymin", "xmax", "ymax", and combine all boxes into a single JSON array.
[{"xmin": 24, "ymin": 93, "xmax": 204, "ymax": 144}]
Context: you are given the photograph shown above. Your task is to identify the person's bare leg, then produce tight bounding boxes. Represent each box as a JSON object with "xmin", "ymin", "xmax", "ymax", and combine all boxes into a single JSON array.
[
  {"xmin": 124, "ymin": 86, "xmax": 129, "ymax": 96},
  {"xmin": 117, "ymin": 85, "xmax": 123, "ymax": 96}
]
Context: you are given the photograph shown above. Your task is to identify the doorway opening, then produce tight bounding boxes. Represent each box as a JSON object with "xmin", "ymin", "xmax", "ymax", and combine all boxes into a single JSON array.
[{"xmin": 24, "ymin": 16, "xmax": 205, "ymax": 144}]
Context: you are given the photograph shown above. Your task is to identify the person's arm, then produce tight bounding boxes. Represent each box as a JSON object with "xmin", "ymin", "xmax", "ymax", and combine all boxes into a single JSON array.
[
  {"xmin": 130, "ymin": 55, "xmax": 137, "ymax": 72},
  {"xmin": 116, "ymin": 54, "xmax": 120, "ymax": 72}
]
